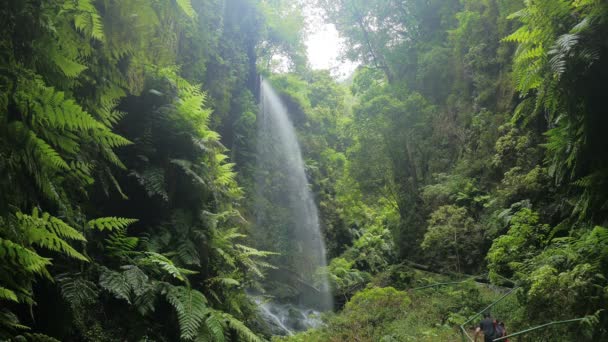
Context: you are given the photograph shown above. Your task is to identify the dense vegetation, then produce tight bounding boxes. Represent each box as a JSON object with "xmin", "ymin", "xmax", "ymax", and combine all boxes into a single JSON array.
[{"xmin": 1, "ymin": 0, "xmax": 607, "ymax": 341}]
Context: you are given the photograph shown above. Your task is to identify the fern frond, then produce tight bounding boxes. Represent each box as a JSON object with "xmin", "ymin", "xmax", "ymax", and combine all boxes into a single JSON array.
[
  {"xmin": 105, "ymin": 231, "xmax": 139, "ymax": 258},
  {"xmin": 122, "ymin": 265, "xmax": 150, "ymax": 296},
  {"xmin": 221, "ymin": 312, "xmax": 264, "ymax": 342},
  {"xmin": 96, "ymin": 129, "xmax": 133, "ymax": 148},
  {"xmin": 202, "ymin": 311, "xmax": 225, "ymax": 342},
  {"xmin": 57, "ymin": 274, "xmax": 99, "ymax": 308},
  {"xmin": 0, "ymin": 287, "xmax": 19, "ymax": 302},
  {"xmin": 16, "ymin": 333, "xmax": 62, "ymax": 342},
  {"xmin": 175, "ymin": 0, "xmax": 197, "ymax": 19},
  {"xmin": 234, "ymin": 244, "xmax": 277, "ymax": 258},
  {"xmin": 171, "ymin": 159, "xmax": 206, "ymax": 185},
  {"xmin": 67, "ymin": 0, "xmax": 105, "ymax": 41},
  {"xmin": 130, "ymin": 168, "xmax": 169, "ymax": 201},
  {"xmin": 208, "ymin": 277, "xmax": 240, "ymax": 288},
  {"xmin": 27, "ymin": 131, "xmax": 69, "ymax": 170},
  {"xmin": 17, "ymin": 210, "xmax": 88, "ymax": 261},
  {"xmin": 133, "ymin": 285, "xmax": 158, "ymax": 316},
  {"xmin": 0, "ymin": 238, "xmax": 52, "ymax": 277},
  {"xmin": 49, "ymin": 49, "xmax": 88, "ymax": 78},
  {"xmin": 45, "ymin": 214, "xmax": 86, "ymax": 242},
  {"xmin": 0, "ymin": 308, "xmax": 30, "ymax": 331},
  {"xmin": 87, "ymin": 217, "xmax": 138, "ymax": 232},
  {"xmin": 176, "ymin": 240, "xmax": 201, "ymax": 266},
  {"xmin": 165, "ymin": 285, "xmax": 209, "ymax": 340},
  {"xmin": 99, "ymin": 267, "xmax": 132, "ymax": 303},
  {"xmin": 140, "ymin": 252, "xmax": 197, "ymax": 282}
]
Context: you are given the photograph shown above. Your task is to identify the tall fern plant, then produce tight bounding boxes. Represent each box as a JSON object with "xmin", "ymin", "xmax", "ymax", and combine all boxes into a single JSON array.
[{"xmin": 505, "ymin": 0, "xmax": 608, "ymax": 221}]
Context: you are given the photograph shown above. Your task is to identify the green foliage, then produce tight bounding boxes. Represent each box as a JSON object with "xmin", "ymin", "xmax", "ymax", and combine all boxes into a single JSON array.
[
  {"xmin": 487, "ymin": 208, "xmax": 550, "ymax": 283},
  {"xmin": 316, "ymin": 257, "xmax": 371, "ymax": 299},
  {"xmin": 422, "ymin": 205, "xmax": 484, "ymax": 273},
  {"xmin": 0, "ymin": 0, "xmax": 268, "ymax": 340},
  {"xmin": 165, "ymin": 285, "xmax": 209, "ymax": 340},
  {"xmin": 87, "ymin": 217, "xmax": 138, "ymax": 232},
  {"xmin": 57, "ymin": 274, "xmax": 99, "ymax": 310}
]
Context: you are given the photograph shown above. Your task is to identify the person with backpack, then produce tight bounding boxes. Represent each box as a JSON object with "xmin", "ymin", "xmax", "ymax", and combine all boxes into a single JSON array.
[
  {"xmin": 495, "ymin": 320, "xmax": 509, "ymax": 341},
  {"xmin": 474, "ymin": 312, "xmax": 496, "ymax": 342}
]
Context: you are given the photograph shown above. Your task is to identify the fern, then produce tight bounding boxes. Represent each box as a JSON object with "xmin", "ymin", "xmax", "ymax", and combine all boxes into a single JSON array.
[
  {"xmin": 49, "ymin": 49, "xmax": 88, "ymax": 78},
  {"xmin": 221, "ymin": 312, "xmax": 264, "ymax": 342},
  {"xmin": 121, "ymin": 265, "xmax": 149, "ymax": 296},
  {"xmin": 99, "ymin": 266, "xmax": 132, "ymax": 303},
  {"xmin": 17, "ymin": 333, "xmax": 62, "ymax": 342},
  {"xmin": 17, "ymin": 210, "xmax": 88, "ymax": 261},
  {"xmin": 208, "ymin": 277, "xmax": 240, "ymax": 288},
  {"xmin": 57, "ymin": 274, "xmax": 99, "ymax": 309},
  {"xmin": 105, "ymin": 231, "xmax": 139, "ymax": 259},
  {"xmin": 140, "ymin": 252, "xmax": 198, "ymax": 282},
  {"xmin": 175, "ymin": 0, "xmax": 197, "ymax": 19},
  {"xmin": 171, "ymin": 159, "xmax": 206, "ymax": 186},
  {"xmin": 0, "ymin": 308, "xmax": 30, "ymax": 332},
  {"xmin": 0, "ymin": 287, "xmax": 18, "ymax": 303},
  {"xmin": 65, "ymin": 0, "xmax": 105, "ymax": 41},
  {"xmin": 98, "ymin": 265, "xmax": 158, "ymax": 315},
  {"xmin": 0, "ymin": 238, "xmax": 52, "ymax": 277},
  {"xmin": 87, "ymin": 217, "xmax": 138, "ymax": 232},
  {"xmin": 176, "ymin": 239, "xmax": 201, "ymax": 267},
  {"xmin": 130, "ymin": 167, "xmax": 169, "ymax": 201},
  {"xmin": 26, "ymin": 131, "xmax": 70, "ymax": 170},
  {"xmin": 133, "ymin": 286, "xmax": 158, "ymax": 316},
  {"xmin": 201, "ymin": 311, "xmax": 225, "ymax": 342},
  {"xmin": 6, "ymin": 74, "xmax": 131, "ymax": 200},
  {"xmin": 164, "ymin": 285, "xmax": 209, "ymax": 340}
]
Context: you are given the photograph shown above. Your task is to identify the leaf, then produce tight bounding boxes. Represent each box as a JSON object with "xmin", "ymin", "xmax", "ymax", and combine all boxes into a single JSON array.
[
  {"xmin": 164, "ymin": 285, "xmax": 208, "ymax": 340},
  {"xmin": 99, "ymin": 267, "xmax": 131, "ymax": 304},
  {"xmin": 87, "ymin": 217, "xmax": 138, "ymax": 232},
  {"xmin": 0, "ymin": 287, "xmax": 18, "ymax": 302},
  {"xmin": 176, "ymin": 0, "xmax": 196, "ymax": 18}
]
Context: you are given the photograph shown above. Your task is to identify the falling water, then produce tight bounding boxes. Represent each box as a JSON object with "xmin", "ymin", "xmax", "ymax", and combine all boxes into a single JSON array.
[{"xmin": 253, "ymin": 78, "xmax": 332, "ymax": 334}]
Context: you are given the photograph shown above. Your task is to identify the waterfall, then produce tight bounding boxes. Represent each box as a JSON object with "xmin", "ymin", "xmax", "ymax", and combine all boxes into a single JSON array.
[{"xmin": 253, "ymin": 78, "xmax": 332, "ymax": 334}]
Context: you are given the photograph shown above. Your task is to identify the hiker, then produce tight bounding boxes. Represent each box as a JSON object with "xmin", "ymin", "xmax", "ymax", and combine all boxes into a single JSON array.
[
  {"xmin": 495, "ymin": 320, "xmax": 508, "ymax": 341},
  {"xmin": 474, "ymin": 312, "xmax": 496, "ymax": 342}
]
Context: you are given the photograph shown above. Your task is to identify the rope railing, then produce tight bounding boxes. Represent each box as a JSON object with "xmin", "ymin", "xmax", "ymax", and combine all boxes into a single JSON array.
[
  {"xmin": 410, "ymin": 279, "xmax": 474, "ymax": 291},
  {"xmin": 459, "ymin": 284, "xmax": 586, "ymax": 342},
  {"xmin": 459, "ymin": 286, "xmax": 518, "ymax": 342},
  {"xmin": 492, "ymin": 317, "xmax": 585, "ymax": 341},
  {"xmin": 405, "ymin": 274, "xmax": 586, "ymax": 341}
]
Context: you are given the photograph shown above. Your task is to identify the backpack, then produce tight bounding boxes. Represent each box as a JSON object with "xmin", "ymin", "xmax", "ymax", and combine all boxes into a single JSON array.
[{"xmin": 493, "ymin": 321, "xmax": 505, "ymax": 338}]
